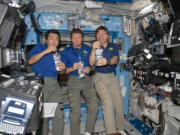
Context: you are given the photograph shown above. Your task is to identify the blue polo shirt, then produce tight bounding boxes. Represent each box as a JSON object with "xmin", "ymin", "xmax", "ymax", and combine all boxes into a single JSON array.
[
  {"xmin": 95, "ymin": 42, "xmax": 119, "ymax": 73},
  {"xmin": 27, "ymin": 44, "xmax": 59, "ymax": 77},
  {"xmin": 61, "ymin": 44, "xmax": 91, "ymax": 76}
]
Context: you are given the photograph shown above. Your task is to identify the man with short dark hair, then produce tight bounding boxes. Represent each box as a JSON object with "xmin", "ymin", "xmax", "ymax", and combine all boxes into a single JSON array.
[
  {"xmin": 28, "ymin": 29, "xmax": 65, "ymax": 135},
  {"xmin": 89, "ymin": 26, "xmax": 125, "ymax": 135},
  {"xmin": 61, "ymin": 28, "xmax": 98, "ymax": 135}
]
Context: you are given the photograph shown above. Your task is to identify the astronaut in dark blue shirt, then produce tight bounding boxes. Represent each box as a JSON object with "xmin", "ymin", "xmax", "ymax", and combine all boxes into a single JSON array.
[
  {"xmin": 89, "ymin": 26, "xmax": 124, "ymax": 135},
  {"xmin": 28, "ymin": 29, "xmax": 65, "ymax": 135},
  {"xmin": 61, "ymin": 28, "xmax": 98, "ymax": 135}
]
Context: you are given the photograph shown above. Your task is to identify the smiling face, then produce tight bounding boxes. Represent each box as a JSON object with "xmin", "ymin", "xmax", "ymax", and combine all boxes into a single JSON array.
[
  {"xmin": 46, "ymin": 33, "xmax": 60, "ymax": 48},
  {"xmin": 96, "ymin": 29, "xmax": 109, "ymax": 45}
]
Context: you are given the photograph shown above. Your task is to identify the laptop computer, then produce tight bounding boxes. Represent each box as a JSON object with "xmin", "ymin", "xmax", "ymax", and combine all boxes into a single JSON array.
[{"xmin": 0, "ymin": 95, "xmax": 35, "ymax": 135}]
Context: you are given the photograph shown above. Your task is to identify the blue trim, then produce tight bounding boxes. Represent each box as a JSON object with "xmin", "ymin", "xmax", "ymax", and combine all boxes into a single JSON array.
[{"xmin": 128, "ymin": 114, "xmax": 158, "ymax": 135}]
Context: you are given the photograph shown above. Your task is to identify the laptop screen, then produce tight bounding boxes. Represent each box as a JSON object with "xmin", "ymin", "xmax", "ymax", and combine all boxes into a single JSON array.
[{"xmin": 5, "ymin": 100, "xmax": 26, "ymax": 118}]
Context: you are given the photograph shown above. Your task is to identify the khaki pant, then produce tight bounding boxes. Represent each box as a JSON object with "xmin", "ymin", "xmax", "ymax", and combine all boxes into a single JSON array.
[
  {"xmin": 41, "ymin": 77, "xmax": 64, "ymax": 135},
  {"xmin": 67, "ymin": 76, "xmax": 98, "ymax": 135},
  {"xmin": 93, "ymin": 73, "xmax": 124, "ymax": 134}
]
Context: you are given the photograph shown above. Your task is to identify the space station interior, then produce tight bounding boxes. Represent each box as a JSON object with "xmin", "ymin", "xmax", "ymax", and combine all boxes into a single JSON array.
[{"xmin": 0, "ymin": 0, "xmax": 180, "ymax": 135}]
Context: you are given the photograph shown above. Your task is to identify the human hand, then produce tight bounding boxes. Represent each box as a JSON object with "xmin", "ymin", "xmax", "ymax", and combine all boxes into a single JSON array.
[
  {"xmin": 83, "ymin": 66, "xmax": 91, "ymax": 74},
  {"xmin": 45, "ymin": 46, "xmax": 57, "ymax": 53},
  {"xmin": 73, "ymin": 62, "xmax": 82, "ymax": 70},
  {"xmin": 92, "ymin": 41, "xmax": 101, "ymax": 50},
  {"xmin": 57, "ymin": 62, "xmax": 66, "ymax": 71},
  {"xmin": 97, "ymin": 58, "xmax": 108, "ymax": 66}
]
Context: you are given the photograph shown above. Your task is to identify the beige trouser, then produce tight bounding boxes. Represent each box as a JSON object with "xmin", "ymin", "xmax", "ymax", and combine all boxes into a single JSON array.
[
  {"xmin": 67, "ymin": 76, "xmax": 98, "ymax": 135},
  {"xmin": 93, "ymin": 72, "xmax": 124, "ymax": 134}
]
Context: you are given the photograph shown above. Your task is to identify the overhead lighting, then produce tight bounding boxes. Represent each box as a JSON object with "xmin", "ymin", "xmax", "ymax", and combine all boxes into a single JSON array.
[
  {"xmin": 85, "ymin": 1, "xmax": 103, "ymax": 8},
  {"xmin": 143, "ymin": 49, "xmax": 152, "ymax": 59},
  {"xmin": 140, "ymin": 3, "xmax": 155, "ymax": 14}
]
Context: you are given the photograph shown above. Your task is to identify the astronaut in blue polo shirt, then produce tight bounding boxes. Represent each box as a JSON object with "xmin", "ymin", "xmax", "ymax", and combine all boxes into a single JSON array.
[
  {"xmin": 28, "ymin": 29, "xmax": 65, "ymax": 135},
  {"xmin": 61, "ymin": 28, "xmax": 98, "ymax": 135},
  {"xmin": 89, "ymin": 26, "xmax": 125, "ymax": 135}
]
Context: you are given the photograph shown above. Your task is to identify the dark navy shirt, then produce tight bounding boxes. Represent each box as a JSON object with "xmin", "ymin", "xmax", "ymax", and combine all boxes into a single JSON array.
[
  {"xmin": 95, "ymin": 42, "xmax": 119, "ymax": 73},
  {"xmin": 27, "ymin": 44, "xmax": 59, "ymax": 77},
  {"xmin": 61, "ymin": 44, "xmax": 91, "ymax": 76}
]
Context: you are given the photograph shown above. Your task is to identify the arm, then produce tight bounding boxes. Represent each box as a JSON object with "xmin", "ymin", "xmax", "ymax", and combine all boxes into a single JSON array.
[
  {"xmin": 65, "ymin": 67, "xmax": 75, "ymax": 74},
  {"xmin": 108, "ymin": 44, "xmax": 119, "ymax": 65},
  {"xmin": 89, "ymin": 41, "xmax": 101, "ymax": 66},
  {"xmin": 28, "ymin": 46, "xmax": 57, "ymax": 65},
  {"xmin": 89, "ymin": 49, "xmax": 96, "ymax": 66},
  {"xmin": 98, "ymin": 56, "xmax": 118, "ymax": 66},
  {"xmin": 98, "ymin": 44, "xmax": 119, "ymax": 66},
  {"xmin": 65, "ymin": 62, "xmax": 81, "ymax": 74},
  {"xmin": 108, "ymin": 56, "xmax": 118, "ymax": 65},
  {"xmin": 28, "ymin": 50, "xmax": 48, "ymax": 65},
  {"xmin": 58, "ymin": 62, "xmax": 66, "ymax": 74}
]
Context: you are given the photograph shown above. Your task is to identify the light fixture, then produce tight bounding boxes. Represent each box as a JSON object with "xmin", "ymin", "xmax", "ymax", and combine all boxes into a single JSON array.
[
  {"xmin": 140, "ymin": 3, "xmax": 155, "ymax": 15},
  {"xmin": 85, "ymin": 1, "xmax": 103, "ymax": 8},
  {"xmin": 143, "ymin": 48, "xmax": 152, "ymax": 59}
]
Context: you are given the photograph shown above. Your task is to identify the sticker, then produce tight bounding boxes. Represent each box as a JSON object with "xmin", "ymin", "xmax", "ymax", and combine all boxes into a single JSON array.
[
  {"xmin": 121, "ymin": 87, "xmax": 127, "ymax": 97},
  {"xmin": 82, "ymin": 50, "xmax": 88, "ymax": 56}
]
